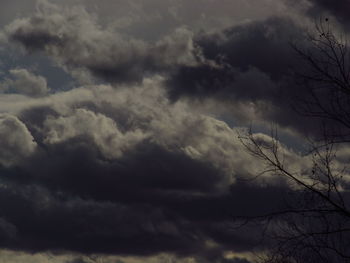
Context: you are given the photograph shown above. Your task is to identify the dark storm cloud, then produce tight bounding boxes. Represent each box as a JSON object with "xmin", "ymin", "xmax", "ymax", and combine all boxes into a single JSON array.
[
  {"xmin": 5, "ymin": 2, "xmax": 201, "ymax": 84},
  {"xmin": 46, "ymin": 0, "xmax": 291, "ymax": 41},
  {"xmin": 0, "ymin": 1, "xmax": 333, "ymax": 262},
  {"xmin": 4, "ymin": 2, "xmax": 322, "ymax": 134},
  {"xmin": 167, "ymin": 17, "xmax": 320, "ymax": 134},
  {"xmin": 0, "ymin": 79, "xmax": 301, "ymax": 260},
  {"xmin": 0, "ymin": 135, "xmax": 288, "ymax": 257},
  {"xmin": 168, "ymin": 16, "xmax": 304, "ymax": 97},
  {"xmin": 167, "ymin": 15, "xmax": 350, "ymax": 138},
  {"xmin": 6, "ymin": 2, "xmax": 341, "ymax": 137},
  {"xmin": 306, "ymin": 0, "xmax": 350, "ymax": 29}
]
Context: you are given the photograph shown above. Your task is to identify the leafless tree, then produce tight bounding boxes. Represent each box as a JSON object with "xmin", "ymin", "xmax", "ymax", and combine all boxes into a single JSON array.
[{"xmin": 238, "ymin": 19, "xmax": 350, "ymax": 263}]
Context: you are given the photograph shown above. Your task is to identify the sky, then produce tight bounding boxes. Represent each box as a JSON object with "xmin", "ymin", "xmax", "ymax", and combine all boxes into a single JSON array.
[{"xmin": 0, "ymin": 0, "xmax": 348, "ymax": 262}]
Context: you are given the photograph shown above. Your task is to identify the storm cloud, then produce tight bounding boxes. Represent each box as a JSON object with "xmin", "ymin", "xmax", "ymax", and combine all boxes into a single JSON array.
[
  {"xmin": 5, "ymin": 2, "xmax": 202, "ymax": 84},
  {"xmin": 0, "ymin": 78, "xmax": 305, "ymax": 261},
  {"xmin": 0, "ymin": 0, "xmax": 347, "ymax": 262},
  {"xmin": 306, "ymin": 0, "xmax": 350, "ymax": 29},
  {"xmin": 167, "ymin": 17, "xmax": 319, "ymax": 134},
  {"xmin": 0, "ymin": 68, "xmax": 49, "ymax": 96}
]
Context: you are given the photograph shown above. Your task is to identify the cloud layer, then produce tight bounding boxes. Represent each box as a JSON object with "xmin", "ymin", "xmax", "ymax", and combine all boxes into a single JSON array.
[
  {"xmin": 0, "ymin": 0, "xmax": 348, "ymax": 262},
  {"xmin": 5, "ymin": 3, "xmax": 201, "ymax": 84},
  {"xmin": 0, "ymin": 78, "xmax": 305, "ymax": 261}
]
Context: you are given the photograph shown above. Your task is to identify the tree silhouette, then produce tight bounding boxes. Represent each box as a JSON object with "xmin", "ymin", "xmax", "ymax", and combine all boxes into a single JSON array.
[{"xmin": 239, "ymin": 19, "xmax": 350, "ymax": 263}]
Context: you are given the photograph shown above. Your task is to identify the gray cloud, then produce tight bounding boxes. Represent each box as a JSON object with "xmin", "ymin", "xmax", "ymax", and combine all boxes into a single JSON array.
[
  {"xmin": 0, "ymin": 0, "xmax": 347, "ymax": 262},
  {"xmin": 0, "ymin": 0, "xmax": 36, "ymax": 27},
  {"xmin": 5, "ymin": 2, "xmax": 201, "ymax": 84},
  {"xmin": 4, "ymin": 2, "xmax": 324, "ymax": 136},
  {"xmin": 0, "ymin": 114, "xmax": 37, "ymax": 166},
  {"xmin": 166, "ymin": 16, "xmax": 340, "ymax": 137},
  {"xmin": 42, "ymin": 108, "xmax": 146, "ymax": 159},
  {"xmin": 0, "ymin": 250, "xmax": 254, "ymax": 263},
  {"xmin": 50, "ymin": 0, "xmax": 293, "ymax": 40},
  {"xmin": 0, "ymin": 78, "xmax": 307, "ymax": 259},
  {"xmin": 305, "ymin": 0, "xmax": 350, "ymax": 29},
  {"xmin": 1, "ymin": 69, "xmax": 49, "ymax": 97}
]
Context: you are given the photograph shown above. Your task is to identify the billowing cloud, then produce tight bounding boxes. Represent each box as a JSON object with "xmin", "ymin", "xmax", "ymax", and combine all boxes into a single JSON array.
[
  {"xmin": 0, "ymin": 0, "xmax": 348, "ymax": 262},
  {"xmin": 0, "ymin": 77, "xmax": 307, "ymax": 259},
  {"xmin": 5, "ymin": 2, "xmax": 201, "ymax": 84},
  {"xmin": 43, "ymin": 108, "xmax": 146, "ymax": 159},
  {"xmin": 4, "ymin": 4, "xmax": 326, "ymax": 136},
  {"xmin": 1, "ymin": 69, "xmax": 49, "ymax": 96},
  {"xmin": 0, "ymin": 3, "xmax": 320, "ymax": 257},
  {"xmin": 3, "ymin": 2, "xmax": 323, "ymax": 135},
  {"xmin": 0, "ymin": 114, "xmax": 37, "ymax": 166},
  {"xmin": 305, "ymin": 0, "xmax": 350, "ymax": 29},
  {"xmin": 49, "ymin": 0, "xmax": 294, "ymax": 40},
  {"xmin": 166, "ymin": 16, "xmax": 345, "ymax": 137}
]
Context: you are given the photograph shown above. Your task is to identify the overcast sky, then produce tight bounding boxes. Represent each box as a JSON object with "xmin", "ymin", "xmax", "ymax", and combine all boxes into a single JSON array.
[{"xmin": 0, "ymin": 0, "xmax": 348, "ymax": 262}]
